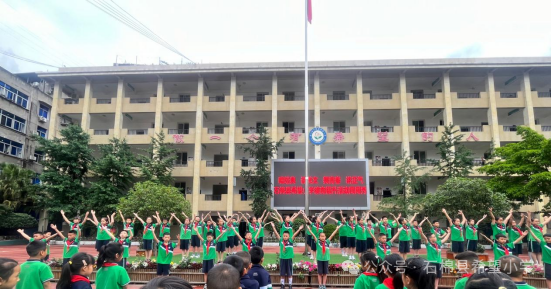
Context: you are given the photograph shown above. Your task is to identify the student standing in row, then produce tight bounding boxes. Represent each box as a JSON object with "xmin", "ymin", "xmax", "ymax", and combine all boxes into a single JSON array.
[
  {"xmin": 50, "ymin": 225, "xmax": 79, "ymax": 265},
  {"xmin": 489, "ymin": 207, "xmax": 513, "ymax": 239},
  {"xmin": 152, "ymin": 233, "xmax": 177, "ymax": 276},
  {"xmin": 464, "ymin": 214, "xmax": 486, "ymax": 253},
  {"xmin": 271, "ymin": 223, "xmax": 303, "ymax": 289},
  {"xmin": 442, "ymin": 209, "xmax": 466, "ymax": 258},
  {"xmin": 133, "ymin": 213, "xmax": 157, "ymax": 260},
  {"xmin": 307, "ymin": 223, "xmax": 342, "ymax": 289},
  {"xmin": 195, "ymin": 225, "xmax": 226, "ymax": 288},
  {"xmin": 87, "ymin": 210, "xmax": 115, "ymax": 253},
  {"xmin": 527, "ymin": 211, "xmax": 551, "ymax": 264},
  {"xmin": 420, "ymin": 221, "xmax": 450, "ymax": 289},
  {"xmin": 173, "ymin": 213, "xmax": 192, "ymax": 260},
  {"xmin": 16, "ymin": 229, "xmax": 58, "ymax": 261},
  {"xmin": 60, "ymin": 210, "xmax": 89, "ymax": 240}
]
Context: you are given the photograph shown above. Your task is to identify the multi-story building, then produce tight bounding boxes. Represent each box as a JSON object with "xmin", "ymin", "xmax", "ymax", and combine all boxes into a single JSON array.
[
  {"xmin": 0, "ymin": 67, "xmax": 53, "ymax": 178},
  {"xmin": 36, "ymin": 57, "xmax": 551, "ymax": 215}
]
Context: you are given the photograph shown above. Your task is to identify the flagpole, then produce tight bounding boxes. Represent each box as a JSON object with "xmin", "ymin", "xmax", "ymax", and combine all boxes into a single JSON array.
[{"xmin": 304, "ymin": 0, "xmax": 310, "ymax": 221}]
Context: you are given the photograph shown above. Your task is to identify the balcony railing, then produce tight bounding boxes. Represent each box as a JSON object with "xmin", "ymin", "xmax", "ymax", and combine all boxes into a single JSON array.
[
  {"xmin": 96, "ymin": 99, "xmax": 112, "ymax": 104},
  {"xmin": 64, "ymin": 98, "xmax": 79, "ymax": 105},
  {"xmin": 538, "ymin": 92, "xmax": 551, "ymax": 98},
  {"xmin": 371, "ymin": 126, "xmax": 394, "ymax": 133},
  {"xmin": 415, "ymin": 126, "xmax": 438, "ymax": 132},
  {"xmin": 417, "ymin": 160, "xmax": 435, "ymax": 167},
  {"xmin": 243, "ymin": 95, "xmax": 266, "ymax": 102},
  {"xmin": 168, "ymin": 129, "xmax": 189, "ymax": 134},
  {"xmin": 209, "ymin": 96, "xmax": 225, "ymax": 102},
  {"xmin": 205, "ymin": 195, "xmax": 222, "ymax": 201},
  {"xmin": 206, "ymin": 161, "xmax": 223, "ymax": 167},
  {"xmin": 284, "ymin": 95, "xmax": 304, "ymax": 101},
  {"xmin": 241, "ymin": 160, "xmax": 257, "ymax": 167},
  {"xmin": 457, "ymin": 93, "xmax": 480, "ymax": 99},
  {"xmin": 472, "ymin": 159, "xmax": 485, "ymax": 166},
  {"xmin": 372, "ymin": 158, "xmax": 395, "ymax": 167},
  {"xmin": 127, "ymin": 129, "xmax": 149, "ymax": 135},
  {"xmin": 370, "ymin": 94, "xmax": 392, "ymax": 100},
  {"xmin": 542, "ymin": 126, "xmax": 551, "ymax": 132},
  {"xmin": 503, "ymin": 125, "xmax": 518, "ymax": 132},
  {"xmin": 174, "ymin": 162, "xmax": 188, "ymax": 167},
  {"xmin": 284, "ymin": 128, "xmax": 305, "ymax": 133},
  {"xmin": 94, "ymin": 130, "xmax": 109, "ymax": 135},
  {"xmin": 170, "ymin": 96, "xmax": 191, "ymax": 103},
  {"xmin": 500, "ymin": 92, "xmax": 517, "ymax": 98},
  {"xmin": 327, "ymin": 95, "xmax": 349, "ymax": 100},
  {"xmin": 413, "ymin": 94, "xmax": 436, "ymax": 99},
  {"xmin": 207, "ymin": 128, "xmax": 225, "ymax": 134},
  {"xmin": 242, "ymin": 128, "xmax": 259, "ymax": 134},
  {"xmin": 460, "ymin": 126, "xmax": 483, "ymax": 132},
  {"xmin": 327, "ymin": 127, "xmax": 350, "ymax": 133},
  {"xmin": 129, "ymin": 98, "xmax": 150, "ymax": 103}
]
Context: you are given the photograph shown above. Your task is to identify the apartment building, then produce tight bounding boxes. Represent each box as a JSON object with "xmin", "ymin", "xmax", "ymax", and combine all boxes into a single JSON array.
[
  {"xmin": 0, "ymin": 67, "xmax": 53, "ymax": 178},
  {"xmin": 35, "ymin": 57, "xmax": 551, "ymax": 215}
]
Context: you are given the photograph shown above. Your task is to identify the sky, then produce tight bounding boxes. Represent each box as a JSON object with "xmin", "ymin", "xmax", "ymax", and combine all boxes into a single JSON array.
[{"xmin": 0, "ymin": 0, "xmax": 550, "ymax": 73}]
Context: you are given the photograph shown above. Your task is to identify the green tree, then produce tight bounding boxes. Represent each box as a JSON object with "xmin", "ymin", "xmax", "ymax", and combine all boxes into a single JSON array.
[
  {"xmin": 117, "ymin": 181, "xmax": 192, "ymax": 222},
  {"xmin": 88, "ymin": 138, "xmax": 136, "ymax": 216},
  {"xmin": 478, "ymin": 126, "xmax": 551, "ymax": 212},
  {"xmin": 240, "ymin": 126, "xmax": 283, "ymax": 216},
  {"xmin": 421, "ymin": 178, "xmax": 510, "ymax": 220},
  {"xmin": 0, "ymin": 163, "xmax": 37, "ymax": 210},
  {"xmin": 377, "ymin": 152, "xmax": 430, "ymax": 216},
  {"xmin": 138, "ymin": 132, "xmax": 177, "ymax": 185},
  {"xmin": 433, "ymin": 124, "xmax": 474, "ymax": 178},
  {"xmin": 34, "ymin": 125, "xmax": 93, "ymax": 212}
]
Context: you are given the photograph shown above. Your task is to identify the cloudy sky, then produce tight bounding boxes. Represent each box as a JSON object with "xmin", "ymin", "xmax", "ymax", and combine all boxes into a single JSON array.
[{"xmin": 0, "ymin": 0, "xmax": 550, "ymax": 73}]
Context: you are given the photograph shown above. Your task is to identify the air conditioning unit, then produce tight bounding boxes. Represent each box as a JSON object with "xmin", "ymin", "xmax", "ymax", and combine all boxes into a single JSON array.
[
  {"xmin": 0, "ymin": 89, "xmax": 5, "ymax": 96},
  {"xmin": 38, "ymin": 116, "xmax": 47, "ymax": 123},
  {"xmin": 29, "ymin": 155, "xmax": 37, "ymax": 161},
  {"xmin": 31, "ymin": 82, "xmax": 40, "ymax": 87}
]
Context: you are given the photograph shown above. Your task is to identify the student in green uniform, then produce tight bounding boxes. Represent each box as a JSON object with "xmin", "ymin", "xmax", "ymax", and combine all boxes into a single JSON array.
[
  {"xmin": 410, "ymin": 217, "xmax": 428, "ymax": 257},
  {"xmin": 365, "ymin": 217, "xmax": 377, "ymax": 253},
  {"xmin": 50, "ymin": 224, "xmax": 79, "ymax": 265},
  {"xmin": 374, "ymin": 213, "xmax": 398, "ymax": 240},
  {"xmin": 403, "ymin": 257, "xmax": 436, "ymax": 289},
  {"xmin": 189, "ymin": 213, "xmax": 206, "ymax": 259},
  {"xmin": 213, "ymin": 214, "xmax": 228, "ymax": 262},
  {"xmin": 272, "ymin": 208, "xmax": 301, "ymax": 237},
  {"xmin": 465, "ymin": 214, "xmax": 487, "ymax": 252},
  {"xmin": 480, "ymin": 232, "xmax": 527, "ymax": 266},
  {"xmin": 95, "ymin": 242, "xmax": 131, "ymax": 289},
  {"xmin": 0, "ymin": 258, "xmax": 20, "ymax": 289},
  {"xmin": 154, "ymin": 211, "xmax": 174, "ymax": 239},
  {"xmin": 304, "ymin": 210, "xmax": 332, "ymax": 261},
  {"xmin": 118, "ymin": 210, "xmax": 135, "ymax": 238},
  {"xmin": 15, "ymin": 240, "xmax": 54, "ymax": 289},
  {"xmin": 105, "ymin": 228, "xmax": 131, "ymax": 267},
  {"xmin": 374, "ymin": 254, "xmax": 406, "ymax": 289},
  {"xmin": 195, "ymin": 227, "xmax": 226, "ymax": 287},
  {"xmin": 488, "ymin": 207, "xmax": 513, "ymax": 239},
  {"xmin": 87, "ymin": 210, "xmax": 115, "ymax": 253},
  {"xmin": 173, "ymin": 213, "xmax": 192, "ymax": 260},
  {"xmin": 354, "ymin": 211, "xmax": 370, "ymax": 260},
  {"xmin": 528, "ymin": 231, "xmax": 551, "ymax": 288},
  {"xmin": 243, "ymin": 210, "xmax": 267, "ymax": 247},
  {"xmin": 338, "ymin": 214, "xmax": 349, "ymax": 257},
  {"xmin": 442, "ymin": 209, "xmax": 467, "ymax": 258},
  {"xmin": 453, "ymin": 251, "xmax": 479, "ymax": 289},
  {"xmin": 396, "ymin": 212, "xmax": 418, "ymax": 260},
  {"xmin": 527, "ymin": 211, "xmax": 551, "ymax": 265},
  {"xmin": 355, "ymin": 251, "xmax": 385, "ymax": 289},
  {"xmin": 152, "ymin": 232, "xmax": 177, "ymax": 276},
  {"xmin": 498, "ymin": 255, "xmax": 537, "ymax": 289},
  {"xmin": 307, "ymin": 223, "xmax": 341, "ymax": 289},
  {"xmin": 368, "ymin": 226, "xmax": 401, "ymax": 260},
  {"xmin": 16, "ymin": 229, "xmax": 58, "ymax": 261},
  {"xmin": 271, "ymin": 223, "xmax": 303, "ymax": 289},
  {"xmin": 61, "ymin": 209, "xmax": 89, "ymax": 240},
  {"xmin": 56, "ymin": 252, "xmax": 95, "ymax": 289},
  {"xmin": 340, "ymin": 209, "xmax": 359, "ymax": 261},
  {"xmin": 508, "ymin": 214, "xmax": 525, "ymax": 256},
  {"xmin": 133, "ymin": 212, "xmax": 158, "ymax": 260},
  {"xmin": 430, "ymin": 220, "xmax": 446, "ymax": 247},
  {"xmin": 203, "ymin": 215, "xmax": 215, "ymax": 241},
  {"xmin": 232, "ymin": 223, "xmax": 263, "ymax": 252},
  {"xmin": 224, "ymin": 214, "xmax": 240, "ymax": 255},
  {"xmin": 420, "ymin": 223, "xmax": 450, "ymax": 289}
]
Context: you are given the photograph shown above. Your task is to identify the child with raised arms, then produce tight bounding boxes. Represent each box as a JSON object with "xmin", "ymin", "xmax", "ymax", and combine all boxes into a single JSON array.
[
  {"xmin": 304, "ymin": 210, "xmax": 332, "ymax": 261},
  {"xmin": 86, "ymin": 210, "xmax": 115, "ymax": 253},
  {"xmin": 272, "ymin": 209, "xmax": 301, "ymax": 237},
  {"xmin": 104, "ymin": 228, "xmax": 131, "ymax": 267},
  {"xmin": 420, "ymin": 220, "xmax": 450, "ymax": 289},
  {"xmin": 367, "ymin": 225, "xmax": 402, "ymax": 260},
  {"xmin": 507, "ymin": 213, "xmax": 525, "ymax": 256},
  {"xmin": 173, "ymin": 212, "xmax": 192, "ymax": 260},
  {"xmin": 480, "ymin": 231, "xmax": 527, "ymax": 266},
  {"xmin": 271, "ymin": 222, "xmax": 303, "ymax": 289},
  {"xmin": 16, "ymin": 228, "xmax": 58, "ymax": 261},
  {"xmin": 442, "ymin": 209, "xmax": 467, "ymax": 258},
  {"xmin": 133, "ymin": 212, "xmax": 158, "ymax": 260},
  {"xmin": 118, "ymin": 210, "xmax": 135, "ymax": 238},
  {"xmin": 527, "ymin": 211, "xmax": 551, "ymax": 264},
  {"xmin": 50, "ymin": 224, "xmax": 79, "ymax": 265},
  {"xmin": 213, "ymin": 212, "xmax": 229, "ymax": 262},
  {"xmin": 464, "ymin": 213, "xmax": 486, "ymax": 252},
  {"xmin": 488, "ymin": 207, "xmax": 513, "ymax": 239},
  {"xmin": 231, "ymin": 223, "xmax": 265, "ymax": 252},
  {"xmin": 61, "ymin": 210, "xmax": 88, "ymax": 240},
  {"xmin": 225, "ymin": 214, "xmax": 240, "ymax": 255},
  {"xmin": 526, "ymin": 230, "xmax": 551, "ymax": 288},
  {"xmin": 410, "ymin": 216, "xmax": 428, "ymax": 257},
  {"xmin": 307, "ymin": 222, "xmax": 342, "ymax": 289},
  {"xmin": 195, "ymin": 225, "xmax": 227, "ymax": 288},
  {"xmin": 154, "ymin": 211, "xmax": 174, "ymax": 239},
  {"xmin": 152, "ymin": 232, "xmax": 177, "ymax": 276}
]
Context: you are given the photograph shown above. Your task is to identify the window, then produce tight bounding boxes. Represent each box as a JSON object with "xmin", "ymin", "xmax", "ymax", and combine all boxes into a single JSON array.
[
  {"xmin": 414, "ymin": 183, "xmax": 427, "ymax": 194},
  {"xmin": 332, "ymin": 121, "xmax": 346, "ymax": 133},
  {"xmin": 413, "ymin": 151, "xmax": 427, "ymax": 164},
  {"xmin": 256, "ymin": 92, "xmax": 268, "ymax": 101},
  {"xmin": 329, "ymin": 91, "xmax": 348, "ymax": 100},
  {"xmin": 170, "ymin": 95, "xmax": 191, "ymax": 103},
  {"xmin": 38, "ymin": 104, "xmax": 49, "ymax": 119},
  {"xmin": 412, "ymin": 120, "xmax": 425, "ymax": 132},
  {"xmin": 37, "ymin": 126, "xmax": 47, "ymax": 138},
  {"xmin": 175, "ymin": 152, "xmax": 188, "ymax": 166},
  {"xmin": 283, "ymin": 152, "xmax": 295, "ymax": 159},
  {"xmin": 34, "ymin": 151, "xmax": 44, "ymax": 162},
  {"xmin": 0, "ymin": 80, "xmax": 29, "ymax": 109},
  {"xmin": 365, "ymin": 151, "xmax": 373, "ymax": 159},
  {"xmin": 0, "ymin": 137, "xmax": 23, "ymax": 158},
  {"xmin": 175, "ymin": 182, "xmax": 187, "ymax": 194},
  {"xmin": 412, "ymin": 90, "xmax": 424, "ymax": 99},
  {"xmin": 256, "ymin": 122, "xmax": 268, "ymax": 130},
  {"xmin": 283, "ymin": 92, "xmax": 296, "ymax": 101},
  {"xmin": 332, "ymin": 151, "xmax": 345, "ymax": 159},
  {"xmin": 32, "ymin": 175, "xmax": 41, "ymax": 185},
  {"xmin": 0, "ymin": 109, "xmax": 26, "ymax": 133}
]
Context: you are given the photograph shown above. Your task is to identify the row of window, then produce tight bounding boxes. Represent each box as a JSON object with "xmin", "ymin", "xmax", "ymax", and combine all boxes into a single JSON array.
[
  {"xmin": 0, "ymin": 109, "xmax": 26, "ymax": 133},
  {"xmin": 0, "ymin": 80, "xmax": 29, "ymax": 109},
  {"xmin": 0, "ymin": 137, "xmax": 23, "ymax": 158}
]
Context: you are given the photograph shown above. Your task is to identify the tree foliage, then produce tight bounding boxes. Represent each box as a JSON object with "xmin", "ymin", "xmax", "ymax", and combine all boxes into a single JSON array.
[
  {"xmin": 240, "ymin": 126, "xmax": 283, "ymax": 216},
  {"xmin": 0, "ymin": 163, "xmax": 37, "ymax": 210},
  {"xmin": 421, "ymin": 178, "xmax": 510, "ymax": 220},
  {"xmin": 433, "ymin": 124, "xmax": 474, "ymax": 179},
  {"xmin": 478, "ymin": 126, "xmax": 551, "ymax": 212},
  {"xmin": 138, "ymin": 132, "xmax": 177, "ymax": 185},
  {"xmin": 377, "ymin": 152, "xmax": 430, "ymax": 216},
  {"xmin": 89, "ymin": 138, "xmax": 136, "ymax": 216},
  {"xmin": 0, "ymin": 212, "xmax": 38, "ymax": 229},
  {"xmin": 34, "ymin": 125, "xmax": 93, "ymax": 212},
  {"xmin": 118, "ymin": 181, "xmax": 191, "ymax": 220}
]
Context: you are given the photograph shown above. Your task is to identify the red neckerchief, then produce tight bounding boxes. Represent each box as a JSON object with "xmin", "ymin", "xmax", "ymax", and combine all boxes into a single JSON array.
[
  {"xmin": 125, "ymin": 223, "xmax": 131, "ymax": 229},
  {"xmin": 184, "ymin": 224, "xmax": 189, "ymax": 234},
  {"xmin": 72, "ymin": 223, "xmax": 79, "ymax": 230},
  {"xmin": 316, "ymin": 222, "xmax": 320, "ymax": 232},
  {"xmin": 462, "ymin": 273, "xmax": 473, "ymax": 278},
  {"xmin": 103, "ymin": 263, "xmax": 118, "ymax": 267},
  {"xmin": 533, "ymin": 224, "xmax": 543, "ymax": 234},
  {"xmin": 382, "ymin": 278, "xmax": 394, "ymax": 289},
  {"xmin": 349, "ymin": 222, "xmax": 355, "ymax": 231},
  {"xmin": 432, "ymin": 242, "xmax": 439, "ymax": 251},
  {"xmin": 469, "ymin": 225, "xmax": 477, "ymax": 234},
  {"xmin": 245, "ymin": 239, "xmax": 252, "ymax": 251},
  {"xmin": 99, "ymin": 224, "xmax": 108, "ymax": 232},
  {"xmin": 118, "ymin": 238, "xmax": 124, "ymax": 245},
  {"xmin": 194, "ymin": 221, "xmax": 199, "ymax": 228},
  {"xmin": 163, "ymin": 242, "xmax": 170, "ymax": 255},
  {"xmin": 161, "ymin": 223, "xmax": 168, "ymax": 233},
  {"xmin": 380, "ymin": 242, "xmax": 388, "ymax": 255},
  {"xmin": 320, "ymin": 240, "xmax": 326, "ymax": 255},
  {"xmin": 363, "ymin": 272, "xmax": 378, "ymax": 277},
  {"xmin": 144, "ymin": 223, "xmax": 152, "ymax": 235},
  {"xmin": 497, "ymin": 224, "xmax": 505, "ymax": 230},
  {"xmin": 403, "ymin": 224, "xmax": 409, "ymax": 231},
  {"xmin": 498, "ymin": 243, "xmax": 510, "ymax": 255},
  {"xmin": 219, "ymin": 225, "xmax": 224, "ymax": 234},
  {"xmin": 252, "ymin": 223, "xmax": 257, "ymax": 231},
  {"xmin": 65, "ymin": 239, "xmax": 75, "ymax": 252},
  {"xmin": 512, "ymin": 225, "xmax": 523, "ymax": 236},
  {"xmin": 382, "ymin": 222, "xmax": 390, "ymax": 230},
  {"xmin": 70, "ymin": 275, "xmax": 90, "ymax": 284},
  {"xmin": 362, "ymin": 224, "xmax": 366, "ymax": 233},
  {"xmin": 206, "ymin": 241, "xmax": 212, "ymax": 255},
  {"xmin": 285, "ymin": 222, "xmax": 290, "ymax": 228}
]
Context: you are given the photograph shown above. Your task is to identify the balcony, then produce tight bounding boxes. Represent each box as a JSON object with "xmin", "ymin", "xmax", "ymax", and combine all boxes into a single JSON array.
[
  {"xmin": 456, "ymin": 125, "xmax": 492, "ymax": 142},
  {"xmin": 233, "ymin": 194, "xmax": 252, "ymax": 211},
  {"xmin": 198, "ymin": 194, "xmax": 227, "ymax": 211},
  {"xmin": 531, "ymin": 91, "xmax": 551, "ymax": 108},
  {"xmin": 236, "ymin": 95, "xmax": 272, "ymax": 111},
  {"xmin": 364, "ymin": 126, "xmax": 402, "ymax": 142},
  {"xmin": 201, "ymin": 127, "xmax": 229, "ymax": 143},
  {"xmin": 320, "ymin": 94, "xmax": 357, "ymax": 110},
  {"xmin": 89, "ymin": 129, "xmax": 113, "ymax": 145},
  {"xmin": 173, "ymin": 160, "xmax": 194, "ymax": 176},
  {"xmin": 58, "ymin": 98, "xmax": 83, "ymax": 114},
  {"xmin": 278, "ymin": 127, "xmax": 307, "ymax": 143},
  {"xmin": 90, "ymin": 98, "xmax": 116, "ymax": 113},
  {"xmin": 368, "ymin": 159, "xmax": 396, "ymax": 177},
  {"xmin": 277, "ymin": 94, "xmax": 315, "ymax": 111},
  {"xmin": 235, "ymin": 160, "xmax": 259, "ymax": 176},
  {"xmin": 536, "ymin": 125, "xmax": 551, "ymax": 139},
  {"xmin": 235, "ymin": 127, "xmax": 271, "ymax": 144},
  {"xmin": 162, "ymin": 95, "xmax": 197, "ymax": 112},
  {"xmin": 325, "ymin": 126, "xmax": 358, "ymax": 143},
  {"xmin": 363, "ymin": 93, "xmax": 401, "ymax": 109},
  {"xmin": 407, "ymin": 92, "xmax": 444, "ymax": 109},
  {"xmin": 121, "ymin": 128, "xmax": 154, "ymax": 144},
  {"xmin": 495, "ymin": 91, "xmax": 525, "ymax": 108},
  {"xmin": 409, "ymin": 126, "xmax": 444, "ymax": 142},
  {"xmin": 200, "ymin": 160, "xmax": 228, "ymax": 177},
  {"xmin": 122, "ymin": 97, "xmax": 156, "ymax": 113},
  {"xmin": 163, "ymin": 128, "xmax": 196, "ymax": 144},
  {"xmin": 499, "ymin": 125, "xmax": 522, "ymax": 142},
  {"xmin": 203, "ymin": 96, "xmax": 229, "ymax": 111},
  {"xmin": 451, "ymin": 92, "xmax": 489, "ymax": 108}
]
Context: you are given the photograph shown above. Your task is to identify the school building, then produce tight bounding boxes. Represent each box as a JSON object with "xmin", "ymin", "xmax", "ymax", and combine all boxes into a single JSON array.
[{"xmin": 23, "ymin": 57, "xmax": 552, "ymax": 215}]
